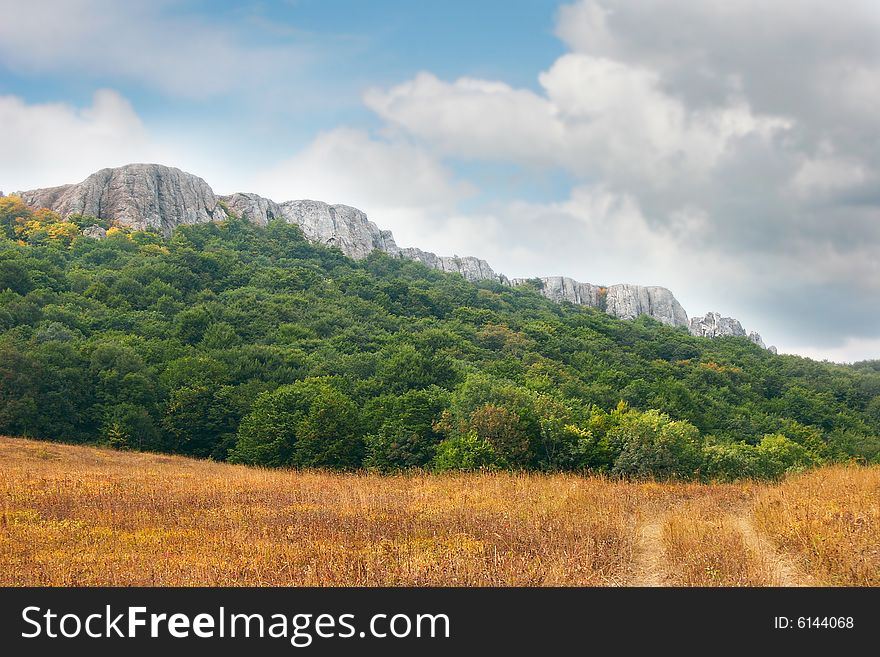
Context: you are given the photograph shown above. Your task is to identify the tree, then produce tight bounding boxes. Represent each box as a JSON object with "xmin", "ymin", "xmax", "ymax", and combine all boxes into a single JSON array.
[
  {"xmin": 362, "ymin": 387, "xmax": 449, "ymax": 470},
  {"xmin": 230, "ymin": 378, "xmax": 363, "ymax": 468},
  {"xmin": 467, "ymin": 404, "xmax": 531, "ymax": 467},
  {"xmin": 432, "ymin": 432, "xmax": 498, "ymax": 471},
  {"xmin": 610, "ymin": 409, "xmax": 703, "ymax": 480}
]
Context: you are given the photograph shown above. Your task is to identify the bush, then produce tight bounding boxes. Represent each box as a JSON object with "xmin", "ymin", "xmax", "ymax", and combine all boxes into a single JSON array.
[
  {"xmin": 432, "ymin": 432, "xmax": 498, "ymax": 471},
  {"xmin": 230, "ymin": 378, "xmax": 363, "ymax": 468},
  {"xmin": 610, "ymin": 410, "xmax": 703, "ymax": 480},
  {"xmin": 702, "ymin": 441, "xmax": 764, "ymax": 481},
  {"xmin": 754, "ymin": 433, "xmax": 815, "ymax": 479}
]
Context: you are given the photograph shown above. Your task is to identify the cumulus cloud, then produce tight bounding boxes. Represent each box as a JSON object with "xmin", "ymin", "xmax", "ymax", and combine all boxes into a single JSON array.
[
  {"xmin": 0, "ymin": 0, "xmax": 309, "ymax": 98},
  {"xmin": 248, "ymin": 128, "xmax": 475, "ymax": 250},
  {"xmin": 356, "ymin": 0, "xmax": 880, "ymax": 359},
  {"xmin": 365, "ymin": 57, "xmax": 788, "ymax": 187},
  {"xmin": 0, "ymin": 90, "xmax": 173, "ymax": 192}
]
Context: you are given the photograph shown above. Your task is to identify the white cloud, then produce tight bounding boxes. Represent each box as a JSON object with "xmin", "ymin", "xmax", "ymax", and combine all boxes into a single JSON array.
[
  {"xmin": 248, "ymin": 127, "xmax": 475, "ymax": 249},
  {"xmin": 789, "ymin": 151, "xmax": 870, "ymax": 200},
  {"xmin": 782, "ymin": 337, "xmax": 880, "ymax": 364},
  {"xmin": 365, "ymin": 55, "xmax": 788, "ymax": 188},
  {"xmin": 364, "ymin": 72, "xmax": 563, "ymax": 165},
  {"xmin": 0, "ymin": 90, "xmax": 175, "ymax": 193}
]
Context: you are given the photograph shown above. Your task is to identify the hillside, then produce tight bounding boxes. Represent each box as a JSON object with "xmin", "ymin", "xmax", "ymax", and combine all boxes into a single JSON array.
[
  {"xmin": 12, "ymin": 163, "xmax": 760, "ymax": 341},
  {"xmin": 0, "ymin": 200, "xmax": 879, "ymax": 478},
  {"xmin": 2, "ymin": 437, "xmax": 877, "ymax": 586}
]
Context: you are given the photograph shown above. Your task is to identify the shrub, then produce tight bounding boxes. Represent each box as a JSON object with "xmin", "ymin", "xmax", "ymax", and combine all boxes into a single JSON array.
[
  {"xmin": 754, "ymin": 433, "xmax": 814, "ymax": 479},
  {"xmin": 432, "ymin": 432, "xmax": 498, "ymax": 471},
  {"xmin": 610, "ymin": 410, "xmax": 703, "ymax": 480}
]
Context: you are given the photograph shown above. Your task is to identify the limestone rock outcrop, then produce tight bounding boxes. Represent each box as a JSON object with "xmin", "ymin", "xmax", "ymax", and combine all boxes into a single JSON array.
[
  {"xmin": 399, "ymin": 247, "xmax": 503, "ymax": 283},
  {"xmin": 689, "ymin": 312, "xmax": 775, "ymax": 352},
  {"xmin": 688, "ymin": 312, "xmax": 747, "ymax": 338},
  {"xmin": 510, "ymin": 276, "xmax": 601, "ymax": 307},
  {"xmin": 276, "ymin": 200, "xmax": 398, "ymax": 260},
  {"xmin": 507, "ymin": 277, "xmax": 688, "ymax": 327},
  {"xmin": 219, "ymin": 192, "xmax": 502, "ymax": 282},
  {"xmin": 17, "ymin": 164, "xmax": 228, "ymax": 236},
  {"xmin": 221, "ymin": 192, "xmax": 281, "ymax": 227},
  {"xmin": 16, "ymin": 163, "xmax": 774, "ymax": 346},
  {"xmin": 604, "ymin": 284, "xmax": 689, "ymax": 327}
]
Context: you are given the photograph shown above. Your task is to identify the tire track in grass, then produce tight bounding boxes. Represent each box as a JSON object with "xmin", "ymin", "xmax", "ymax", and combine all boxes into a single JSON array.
[
  {"xmin": 732, "ymin": 511, "xmax": 814, "ymax": 587},
  {"xmin": 629, "ymin": 512, "xmax": 668, "ymax": 586}
]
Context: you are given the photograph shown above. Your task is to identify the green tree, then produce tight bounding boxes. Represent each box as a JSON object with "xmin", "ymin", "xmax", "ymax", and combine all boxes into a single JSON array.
[
  {"xmin": 230, "ymin": 378, "xmax": 363, "ymax": 468},
  {"xmin": 610, "ymin": 409, "xmax": 703, "ymax": 480},
  {"xmin": 432, "ymin": 432, "xmax": 498, "ymax": 471}
]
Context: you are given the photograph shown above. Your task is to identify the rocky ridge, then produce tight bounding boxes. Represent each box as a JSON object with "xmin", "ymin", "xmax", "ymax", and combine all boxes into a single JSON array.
[
  {"xmin": 15, "ymin": 163, "xmax": 772, "ymax": 347},
  {"xmin": 689, "ymin": 312, "xmax": 776, "ymax": 353},
  {"xmin": 17, "ymin": 164, "xmax": 228, "ymax": 234}
]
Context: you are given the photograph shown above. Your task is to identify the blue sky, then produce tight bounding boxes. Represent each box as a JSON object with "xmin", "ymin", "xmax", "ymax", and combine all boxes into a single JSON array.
[
  {"xmin": 2, "ymin": 0, "xmax": 880, "ymax": 362},
  {"xmin": 1, "ymin": 0, "xmax": 564, "ymax": 178}
]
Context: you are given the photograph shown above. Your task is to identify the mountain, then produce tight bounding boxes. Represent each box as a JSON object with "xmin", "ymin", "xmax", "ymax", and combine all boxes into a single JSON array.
[
  {"xmin": 3, "ymin": 184, "xmax": 879, "ymax": 474},
  {"xmin": 14, "ymin": 163, "xmax": 769, "ymax": 346}
]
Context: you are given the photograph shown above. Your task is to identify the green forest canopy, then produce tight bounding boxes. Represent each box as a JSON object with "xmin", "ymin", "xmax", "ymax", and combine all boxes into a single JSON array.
[{"xmin": 2, "ymin": 196, "xmax": 879, "ymax": 480}]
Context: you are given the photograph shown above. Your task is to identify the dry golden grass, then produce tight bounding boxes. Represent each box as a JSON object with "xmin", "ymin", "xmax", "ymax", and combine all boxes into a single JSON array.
[
  {"xmin": 753, "ymin": 465, "xmax": 880, "ymax": 586},
  {"xmin": 1, "ymin": 437, "xmax": 877, "ymax": 587},
  {"xmin": 0, "ymin": 437, "xmax": 640, "ymax": 586},
  {"xmin": 661, "ymin": 491, "xmax": 779, "ymax": 586}
]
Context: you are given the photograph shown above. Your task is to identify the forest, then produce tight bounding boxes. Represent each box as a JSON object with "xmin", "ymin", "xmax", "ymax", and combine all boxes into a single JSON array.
[{"xmin": 2, "ymin": 194, "xmax": 879, "ymax": 480}]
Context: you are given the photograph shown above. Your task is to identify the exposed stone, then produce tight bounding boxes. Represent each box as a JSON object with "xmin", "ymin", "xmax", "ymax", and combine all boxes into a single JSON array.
[
  {"xmin": 16, "ymin": 164, "xmax": 227, "ymax": 236},
  {"xmin": 605, "ymin": 284, "xmax": 689, "ymax": 326},
  {"xmin": 276, "ymin": 200, "xmax": 399, "ymax": 260},
  {"xmin": 688, "ymin": 312, "xmax": 747, "ymax": 338},
  {"xmin": 16, "ymin": 163, "xmax": 776, "ymax": 348},
  {"xmin": 221, "ymin": 192, "xmax": 281, "ymax": 227},
  {"xmin": 82, "ymin": 225, "xmax": 107, "ymax": 240},
  {"xmin": 686, "ymin": 313, "xmax": 774, "ymax": 351},
  {"xmin": 748, "ymin": 331, "xmax": 767, "ymax": 349},
  {"xmin": 399, "ymin": 247, "xmax": 503, "ymax": 283},
  {"xmin": 510, "ymin": 276, "xmax": 601, "ymax": 307},
  {"xmin": 505, "ymin": 277, "xmax": 688, "ymax": 326}
]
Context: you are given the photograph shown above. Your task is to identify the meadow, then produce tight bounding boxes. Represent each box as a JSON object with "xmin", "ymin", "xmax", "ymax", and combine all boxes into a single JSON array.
[{"xmin": 1, "ymin": 436, "xmax": 877, "ymax": 586}]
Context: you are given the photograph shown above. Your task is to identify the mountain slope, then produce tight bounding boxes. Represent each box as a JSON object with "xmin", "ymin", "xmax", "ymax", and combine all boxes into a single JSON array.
[
  {"xmin": 0, "ymin": 210, "xmax": 877, "ymax": 475},
  {"xmin": 14, "ymin": 163, "xmax": 765, "ymax": 341}
]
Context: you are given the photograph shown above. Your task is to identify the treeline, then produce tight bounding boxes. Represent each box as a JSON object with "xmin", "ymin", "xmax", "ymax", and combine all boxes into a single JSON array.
[{"xmin": 1, "ymin": 195, "xmax": 879, "ymax": 480}]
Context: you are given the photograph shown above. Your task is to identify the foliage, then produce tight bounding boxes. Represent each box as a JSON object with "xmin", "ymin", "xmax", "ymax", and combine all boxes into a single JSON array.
[
  {"xmin": 432, "ymin": 432, "xmax": 499, "ymax": 471},
  {"xmin": 609, "ymin": 409, "xmax": 704, "ymax": 480},
  {"xmin": 1, "ymin": 213, "xmax": 878, "ymax": 479}
]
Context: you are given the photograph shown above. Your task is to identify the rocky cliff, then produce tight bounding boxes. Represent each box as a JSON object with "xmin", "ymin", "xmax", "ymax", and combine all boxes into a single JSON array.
[
  {"xmin": 689, "ymin": 312, "xmax": 776, "ymax": 353},
  {"xmin": 17, "ymin": 164, "xmax": 228, "ymax": 235},
  {"xmin": 15, "ymin": 163, "xmax": 771, "ymax": 344},
  {"xmin": 508, "ymin": 277, "xmax": 688, "ymax": 327},
  {"xmin": 220, "ymin": 189, "xmax": 497, "ymax": 281},
  {"xmin": 511, "ymin": 276, "xmax": 601, "ymax": 307},
  {"xmin": 604, "ymin": 284, "xmax": 689, "ymax": 327}
]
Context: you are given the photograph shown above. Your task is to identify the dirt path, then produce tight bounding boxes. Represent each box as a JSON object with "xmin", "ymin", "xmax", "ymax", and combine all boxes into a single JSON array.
[
  {"xmin": 732, "ymin": 511, "xmax": 814, "ymax": 587},
  {"xmin": 628, "ymin": 503, "xmax": 813, "ymax": 587},
  {"xmin": 629, "ymin": 512, "xmax": 668, "ymax": 586}
]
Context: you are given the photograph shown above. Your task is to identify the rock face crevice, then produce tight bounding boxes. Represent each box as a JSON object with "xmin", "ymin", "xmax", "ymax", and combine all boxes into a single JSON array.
[{"xmin": 15, "ymin": 163, "xmax": 772, "ymax": 346}]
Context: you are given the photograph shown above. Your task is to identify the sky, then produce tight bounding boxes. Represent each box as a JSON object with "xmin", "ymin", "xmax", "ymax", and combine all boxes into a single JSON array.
[{"xmin": 1, "ymin": 0, "xmax": 879, "ymax": 363}]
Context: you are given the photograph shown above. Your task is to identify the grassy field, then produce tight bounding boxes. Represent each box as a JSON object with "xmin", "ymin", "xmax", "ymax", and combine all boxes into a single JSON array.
[{"xmin": 1, "ymin": 436, "xmax": 877, "ymax": 586}]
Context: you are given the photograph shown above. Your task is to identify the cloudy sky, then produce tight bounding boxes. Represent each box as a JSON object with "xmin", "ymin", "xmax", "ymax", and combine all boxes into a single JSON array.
[{"xmin": 2, "ymin": 0, "xmax": 879, "ymax": 362}]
